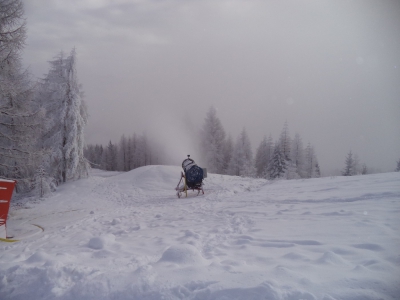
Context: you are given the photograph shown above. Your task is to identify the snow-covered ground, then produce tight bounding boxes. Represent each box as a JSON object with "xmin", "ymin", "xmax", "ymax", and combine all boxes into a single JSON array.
[{"xmin": 1, "ymin": 166, "xmax": 399, "ymax": 300}]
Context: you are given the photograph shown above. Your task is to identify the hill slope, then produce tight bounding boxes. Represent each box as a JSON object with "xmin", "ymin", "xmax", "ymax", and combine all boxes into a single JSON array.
[{"xmin": 1, "ymin": 166, "xmax": 400, "ymax": 300}]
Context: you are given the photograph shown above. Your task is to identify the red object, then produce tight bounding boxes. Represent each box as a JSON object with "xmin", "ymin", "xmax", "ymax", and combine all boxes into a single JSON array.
[{"xmin": 0, "ymin": 179, "xmax": 16, "ymax": 239}]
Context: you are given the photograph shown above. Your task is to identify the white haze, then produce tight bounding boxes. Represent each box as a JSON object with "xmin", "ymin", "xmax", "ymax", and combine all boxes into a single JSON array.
[{"xmin": 22, "ymin": 0, "xmax": 400, "ymax": 174}]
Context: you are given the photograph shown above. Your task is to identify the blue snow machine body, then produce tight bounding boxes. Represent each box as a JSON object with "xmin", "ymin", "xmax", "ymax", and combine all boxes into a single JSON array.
[{"xmin": 175, "ymin": 155, "xmax": 206, "ymax": 198}]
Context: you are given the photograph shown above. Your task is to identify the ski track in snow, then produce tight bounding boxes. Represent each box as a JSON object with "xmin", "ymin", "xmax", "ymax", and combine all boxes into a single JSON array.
[{"xmin": 1, "ymin": 166, "xmax": 400, "ymax": 300}]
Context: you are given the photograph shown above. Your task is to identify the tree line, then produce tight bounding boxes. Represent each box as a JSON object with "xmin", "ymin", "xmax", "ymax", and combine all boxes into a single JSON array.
[
  {"xmin": 85, "ymin": 107, "xmax": 321, "ymax": 180},
  {"xmin": 199, "ymin": 107, "xmax": 320, "ymax": 179},
  {"xmin": 0, "ymin": 1, "xmax": 88, "ymax": 196},
  {"xmin": 84, "ymin": 134, "xmax": 165, "ymax": 172}
]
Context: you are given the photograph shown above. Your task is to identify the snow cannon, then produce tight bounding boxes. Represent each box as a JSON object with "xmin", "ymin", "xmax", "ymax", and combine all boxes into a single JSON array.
[{"xmin": 176, "ymin": 155, "xmax": 205, "ymax": 198}]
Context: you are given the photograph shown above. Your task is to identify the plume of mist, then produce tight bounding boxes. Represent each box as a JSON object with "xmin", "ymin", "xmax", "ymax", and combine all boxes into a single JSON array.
[{"xmin": 145, "ymin": 108, "xmax": 203, "ymax": 167}]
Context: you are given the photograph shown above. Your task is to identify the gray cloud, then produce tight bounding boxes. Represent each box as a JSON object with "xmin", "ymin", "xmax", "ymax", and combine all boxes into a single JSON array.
[{"xmin": 22, "ymin": 0, "xmax": 400, "ymax": 173}]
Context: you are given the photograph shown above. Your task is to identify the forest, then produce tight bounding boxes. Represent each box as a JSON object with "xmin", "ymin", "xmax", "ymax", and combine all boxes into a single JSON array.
[{"xmin": 84, "ymin": 110, "xmax": 323, "ymax": 180}]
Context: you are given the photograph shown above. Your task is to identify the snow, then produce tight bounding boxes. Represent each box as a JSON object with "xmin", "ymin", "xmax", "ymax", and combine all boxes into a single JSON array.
[{"xmin": 1, "ymin": 166, "xmax": 399, "ymax": 300}]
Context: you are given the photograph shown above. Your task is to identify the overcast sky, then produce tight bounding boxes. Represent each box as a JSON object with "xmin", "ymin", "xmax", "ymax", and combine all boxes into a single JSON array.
[{"xmin": 22, "ymin": 0, "xmax": 400, "ymax": 174}]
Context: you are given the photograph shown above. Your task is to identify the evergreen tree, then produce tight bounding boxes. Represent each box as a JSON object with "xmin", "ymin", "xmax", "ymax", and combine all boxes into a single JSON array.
[
  {"xmin": 94, "ymin": 145, "xmax": 104, "ymax": 168},
  {"xmin": 200, "ymin": 107, "xmax": 226, "ymax": 174},
  {"xmin": 291, "ymin": 133, "xmax": 305, "ymax": 178},
  {"xmin": 279, "ymin": 122, "xmax": 293, "ymax": 179},
  {"xmin": 268, "ymin": 143, "xmax": 286, "ymax": 179},
  {"xmin": 126, "ymin": 136, "xmax": 133, "ymax": 170},
  {"xmin": 279, "ymin": 121, "xmax": 291, "ymax": 162},
  {"xmin": 255, "ymin": 135, "xmax": 273, "ymax": 178},
  {"xmin": 265, "ymin": 135, "xmax": 274, "ymax": 178},
  {"xmin": 37, "ymin": 49, "xmax": 89, "ymax": 184},
  {"xmin": 396, "ymin": 159, "xmax": 400, "ymax": 172},
  {"xmin": 315, "ymin": 162, "xmax": 321, "ymax": 178},
  {"xmin": 102, "ymin": 141, "xmax": 118, "ymax": 171},
  {"xmin": 33, "ymin": 164, "xmax": 55, "ymax": 198},
  {"xmin": 361, "ymin": 163, "xmax": 367, "ymax": 175},
  {"xmin": 227, "ymin": 128, "xmax": 255, "ymax": 177},
  {"xmin": 130, "ymin": 133, "xmax": 141, "ymax": 169},
  {"xmin": 118, "ymin": 135, "xmax": 129, "ymax": 171},
  {"xmin": 255, "ymin": 136, "xmax": 268, "ymax": 178},
  {"xmin": 222, "ymin": 134, "xmax": 233, "ymax": 174},
  {"xmin": 304, "ymin": 143, "xmax": 316, "ymax": 178},
  {"xmin": 342, "ymin": 151, "xmax": 354, "ymax": 176},
  {"xmin": 85, "ymin": 131, "xmax": 165, "ymax": 172}
]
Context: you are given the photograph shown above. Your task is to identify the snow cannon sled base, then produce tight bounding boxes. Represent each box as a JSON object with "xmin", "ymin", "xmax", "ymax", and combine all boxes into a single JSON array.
[{"xmin": 176, "ymin": 156, "xmax": 206, "ymax": 198}]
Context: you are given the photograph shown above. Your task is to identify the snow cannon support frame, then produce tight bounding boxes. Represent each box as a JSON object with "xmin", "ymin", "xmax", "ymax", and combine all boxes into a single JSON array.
[{"xmin": 175, "ymin": 155, "xmax": 205, "ymax": 198}]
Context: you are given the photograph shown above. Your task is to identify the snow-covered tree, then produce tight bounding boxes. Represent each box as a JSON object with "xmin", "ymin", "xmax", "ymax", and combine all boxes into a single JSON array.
[
  {"xmin": 268, "ymin": 143, "xmax": 287, "ymax": 179},
  {"xmin": 85, "ymin": 131, "xmax": 165, "ymax": 172},
  {"xmin": 222, "ymin": 134, "xmax": 233, "ymax": 174},
  {"xmin": 0, "ymin": 0, "xmax": 25, "ymax": 68},
  {"xmin": 361, "ymin": 163, "xmax": 367, "ymax": 175},
  {"xmin": 37, "ymin": 49, "xmax": 89, "ymax": 184},
  {"xmin": 315, "ymin": 162, "xmax": 321, "ymax": 178},
  {"xmin": 290, "ymin": 133, "xmax": 305, "ymax": 178},
  {"xmin": 117, "ymin": 135, "xmax": 129, "ymax": 171},
  {"xmin": 255, "ymin": 136, "xmax": 268, "ymax": 178},
  {"xmin": 228, "ymin": 128, "xmax": 255, "ymax": 177},
  {"xmin": 95, "ymin": 145, "xmax": 103, "ymax": 168},
  {"xmin": 33, "ymin": 164, "xmax": 55, "ymax": 198},
  {"xmin": 129, "ymin": 133, "xmax": 138, "ymax": 169},
  {"xmin": 255, "ymin": 135, "xmax": 273, "ymax": 178},
  {"xmin": 200, "ymin": 107, "xmax": 226, "ymax": 174},
  {"xmin": 102, "ymin": 141, "xmax": 118, "ymax": 171},
  {"xmin": 342, "ymin": 151, "xmax": 354, "ymax": 176},
  {"xmin": 304, "ymin": 143, "xmax": 316, "ymax": 178},
  {"xmin": 125, "ymin": 136, "xmax": 133, "ymax": 170},
  {"xmin": 279, "ymin": 121, "xmax": 291, "ymax": 162},
  {"xmin": 279, "ymin": 122, "xmax": 294, "ymax": 179},
  {"xmin": 128, "ymin": 133, "xmax": 154, "ymax": 169},
  {"xmin": 0, "ymin": 0, "xmax": 42, "ymax": 191}
]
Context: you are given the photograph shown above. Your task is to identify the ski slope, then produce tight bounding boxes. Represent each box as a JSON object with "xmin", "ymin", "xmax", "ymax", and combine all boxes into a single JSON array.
[{"xmin": 1, "ymin": 166, "xmax": 400, "ymax": 300}]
